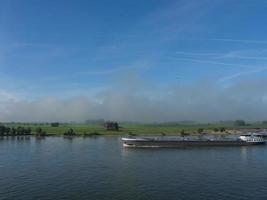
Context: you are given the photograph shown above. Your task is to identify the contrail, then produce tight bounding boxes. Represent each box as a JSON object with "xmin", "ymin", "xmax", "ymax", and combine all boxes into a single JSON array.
[
  {"xmin": 177, "ymin": 38, "xmax": 267, "ymax": 44},
  {"xmin": 219, "ymin": 67, "xmax": 267, "ymax": 82},
  {"xmin": 166, "ymin": 57, "xmax": 252, "ymax": 68}
]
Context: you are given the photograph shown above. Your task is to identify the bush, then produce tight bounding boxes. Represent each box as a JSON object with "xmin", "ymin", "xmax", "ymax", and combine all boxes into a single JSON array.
[
  {"xmin": 128, "ymin": 132, "xmax": 137, "ymax": 136},
  {"xmin": 197, "ymin": 128, "xmax": 204, "ymax": 134},
  {"xmin": 64, "ymin": 128, "xmax": 76, "ymax": 136}
]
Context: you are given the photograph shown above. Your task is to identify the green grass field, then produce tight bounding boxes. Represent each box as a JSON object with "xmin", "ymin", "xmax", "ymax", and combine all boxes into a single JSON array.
[{"xmin": 3, "ymin": 122, "xmax": 267, "ymax": 136}]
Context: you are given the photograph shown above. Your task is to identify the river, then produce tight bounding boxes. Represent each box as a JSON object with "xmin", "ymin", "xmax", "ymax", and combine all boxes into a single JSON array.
[{"xmin": 0, "ymin": 136, "xmax": 267, "ymax": 200}]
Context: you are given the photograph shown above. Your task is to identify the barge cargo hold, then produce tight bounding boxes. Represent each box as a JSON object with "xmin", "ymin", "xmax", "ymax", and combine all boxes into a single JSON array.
[{"xmin": 121, "ymin": 135, "xmax": 266, "ymax": 148}]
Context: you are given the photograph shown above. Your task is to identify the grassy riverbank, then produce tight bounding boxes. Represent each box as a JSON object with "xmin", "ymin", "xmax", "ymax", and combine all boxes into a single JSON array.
[{"xmin": 2, "ymin": 122, "xmax": 267, "ymax": 136}]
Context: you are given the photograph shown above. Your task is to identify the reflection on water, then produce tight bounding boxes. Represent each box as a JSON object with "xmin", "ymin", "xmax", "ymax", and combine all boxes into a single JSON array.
[
  {"xmin": 0, "ymin": 136, "xmax": 267, "ymax": 200},
  {"xmin": 240, "ymin": 146, "xmax": 248, "ymax": 163},
  {"xmin": 0, "ymin": 136, "xmax": 31, "ymax": 143}
]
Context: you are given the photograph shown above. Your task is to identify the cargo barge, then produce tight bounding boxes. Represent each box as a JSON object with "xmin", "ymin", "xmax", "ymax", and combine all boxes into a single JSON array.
[{"xmin": 121, "ymin": 135, "xmax": 265, "ymax": 148}]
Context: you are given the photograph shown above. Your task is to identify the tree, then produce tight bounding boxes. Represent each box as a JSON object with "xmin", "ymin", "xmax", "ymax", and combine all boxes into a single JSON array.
[
  {"xmin": 36, "ymin": 127, "xmax": 42, "ymax": 134},
  {"xmin": 64, "ymin": 128, "xmax": 76, "ymax": 136},
  {"xmin": 0, "ymin": 125, "xmax": 6, "ymax": 136},
  {"xmin": 35, "ymin": 127, "xmax": 46, "ymax": 136},
  {"xmin": 197, "ymin": 128, "xmax": 204, "ymax": 134},
  {"xmin": 234, "ymin": 120, "xmax": 246, "ymax": 126},
  {"xmin": 51, "ymin": 122, "xmax": 59, "ymax": 127},
  {"xmin": 219, "ymin": 127, "xmax": 226, "ymax": 132},
  {"xmin": 17, "ymin": 126, "xmax": 25, "ymax": 135},
  {"xmin": 5, "ymin": 127, "xmax": 10, "ymax": 135},
  {"xmin": 25, "ymin": 127, "xmax": 31, "ymax": 135},
  {"xmin": 213, "ymin": 128, "xmax": 219, "ymax": 132},
  {"xmin": 180, "ymin": 129, "xmax": 186, "ymax": 137},
  {"xmin": 10, "ymin": 127, "xmax": 16, "ymax": 135}
]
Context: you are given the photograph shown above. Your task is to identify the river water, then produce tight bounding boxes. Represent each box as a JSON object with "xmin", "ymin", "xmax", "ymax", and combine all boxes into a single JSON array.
[{"xmin": 0, "ymin": 136, "xmax": 267, "ymax": 200}]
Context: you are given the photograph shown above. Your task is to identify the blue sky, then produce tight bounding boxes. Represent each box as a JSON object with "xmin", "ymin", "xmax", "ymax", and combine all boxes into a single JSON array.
[{"xmin": 1, "ymin": 0, "xmax": 267, "ymax": 122}]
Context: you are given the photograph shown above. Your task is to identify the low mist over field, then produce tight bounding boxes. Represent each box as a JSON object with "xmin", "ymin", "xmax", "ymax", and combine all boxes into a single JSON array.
[{"xmin": 1, "ymin": 77, "xmax": 267, "ymax": 123}]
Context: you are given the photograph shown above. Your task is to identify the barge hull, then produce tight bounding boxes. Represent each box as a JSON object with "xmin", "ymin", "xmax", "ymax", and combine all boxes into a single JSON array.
[{"xmin": 123, "ymin": 140, "xmax": 266, "ymax": 148}]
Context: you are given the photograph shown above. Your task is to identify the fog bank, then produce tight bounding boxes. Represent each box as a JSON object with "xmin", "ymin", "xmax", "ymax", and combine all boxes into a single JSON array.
[{"xmin": 1, "ymin": 79, "xmax": 267, "ymax": 123}]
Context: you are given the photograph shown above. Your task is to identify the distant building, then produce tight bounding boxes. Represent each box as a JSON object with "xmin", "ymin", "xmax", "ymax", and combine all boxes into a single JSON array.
[{"xmin": 105, "ymin": 121, "xmax": 119, "ymax": 131}]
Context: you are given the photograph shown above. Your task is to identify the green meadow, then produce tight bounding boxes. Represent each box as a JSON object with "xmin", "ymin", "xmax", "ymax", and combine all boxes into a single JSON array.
[{"xmin": 3, "ymin": 121, "xmax": 267, "ymax": 136}]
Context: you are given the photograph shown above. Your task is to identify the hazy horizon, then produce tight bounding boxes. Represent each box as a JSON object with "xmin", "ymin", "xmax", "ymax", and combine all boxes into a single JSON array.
[{"xmin": 1, "ymin": 0, "xmax": 267, "ymax": 122}]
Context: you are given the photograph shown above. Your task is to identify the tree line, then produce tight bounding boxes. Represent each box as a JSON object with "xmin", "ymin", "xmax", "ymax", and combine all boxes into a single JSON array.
[{"xmin": 0, "ymin": 125, "xmax": 47, "ymax": 136}]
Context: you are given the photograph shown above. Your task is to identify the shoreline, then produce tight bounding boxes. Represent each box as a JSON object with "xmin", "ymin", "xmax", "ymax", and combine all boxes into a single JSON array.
[
  {"xmin": 0, "ymin": 128, "xmax": 266, "ymax": 137},
  {"xmin": 1, "ymin": 123, "xmax": 267, "ymax": 137}
]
